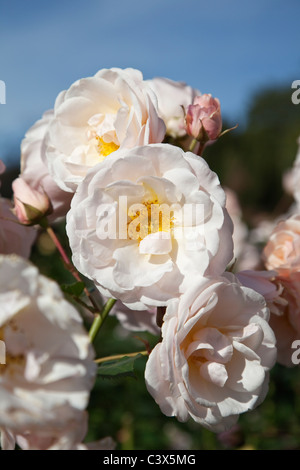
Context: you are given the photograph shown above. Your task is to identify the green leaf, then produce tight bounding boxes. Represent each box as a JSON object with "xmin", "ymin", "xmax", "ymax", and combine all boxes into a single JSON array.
[
  {"xmin": 97, "ymin": 353, "xmax": 143, "ymax": 380},
  {"xmin": 61, "ymin": 281, "xmax": 85, "ymax": 297}
]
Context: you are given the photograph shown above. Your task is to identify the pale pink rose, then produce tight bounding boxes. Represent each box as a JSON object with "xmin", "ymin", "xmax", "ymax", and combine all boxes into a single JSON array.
[
  {"xmin": 145, "ymin": 273, "xmax": 276, "ymax": 432},
  {"xmin": 66, "ymin": 143, "xmax": 233, "ymax": 310},
  {"xmin": 44, "ymin": 68, "xmax": 166, "ymax": 193},
  {"xmin": 12, "ymin": 177, "xmax": 52, "ymax": 225},
  {"xmin": 20, "ymin": 110, "xmax": 72, "ymax": 220},
  {"xmin": 185, "ymin": 94, "xmax": 222, "ymax": 142},
  {"xmin": 146, "ymin": 77, "xmax": 200, "ymax": 138},
  {"xmin": 266, "ymin": 276, "xmax": 300, "ymax": 367},
  {"xmin": 0, "ymin": 198, "xmax": 37, "ymax": 258},
  {"xmin": 262, "ymin": 214, "xmax": 300, "ymax": 278},
  {"xmin": 262, "ymin": 214, "xmax": 300, "ymax": 366},
  {"xmin": 0, "ymin": 255, "xmax": 96, "ymax": 450}
]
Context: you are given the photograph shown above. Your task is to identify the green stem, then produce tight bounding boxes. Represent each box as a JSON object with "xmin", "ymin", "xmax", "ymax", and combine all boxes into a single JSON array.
[
  {"xmin": 95, "ymin": 350, "xmax": 148, "ymax": 364},
  {"xmin": 188, "ymin": 138, "xmax": 199, "ymax": 152},
  {"xmin": 89, "ymin": 298, "xmax": 117, "ymax": 342}
]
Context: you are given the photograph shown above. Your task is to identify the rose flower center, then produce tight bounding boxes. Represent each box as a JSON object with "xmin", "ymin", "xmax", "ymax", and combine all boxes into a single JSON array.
[
  {"xmin": 127, "ymin": 198, "xmax": 174, "ymax": 242},
  {"xmin": 96, "ymin": 136, "xmax": 120, "ymax": 158}
]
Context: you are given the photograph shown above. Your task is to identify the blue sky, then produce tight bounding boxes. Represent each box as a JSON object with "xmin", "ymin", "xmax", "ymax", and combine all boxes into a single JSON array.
[{"xmin": 0, "ymin": 0, "xmax": 299, "ymax": 166}]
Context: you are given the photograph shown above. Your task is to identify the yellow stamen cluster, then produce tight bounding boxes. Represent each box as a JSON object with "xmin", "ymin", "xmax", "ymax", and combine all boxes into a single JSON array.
[
  {"xmin": 96, "ymin": 136, "xmax": 119, "ymax": 158},
  {"xmin": 127, "ymin": 198, "xmax": 174, "ymax": 242}
]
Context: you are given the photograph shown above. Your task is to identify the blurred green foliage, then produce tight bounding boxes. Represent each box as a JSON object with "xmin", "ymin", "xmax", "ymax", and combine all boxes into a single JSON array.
[{"xmin": 3, "ymin": 83, "xmax": 300, "ymax": 450}]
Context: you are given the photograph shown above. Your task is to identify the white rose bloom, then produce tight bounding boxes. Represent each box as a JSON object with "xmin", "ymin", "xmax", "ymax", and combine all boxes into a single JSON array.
[
  {"xmin": 4, "ymin": 411, "xmax": 88, "ymax": 451},
  {"xmin": 43, "ymin": 67, "xmax": 166, "ymax": 193},
  {"xmin": 66, "ymin": 143, "xmax": 233, "ymax": 310},
  {"xmin": 0, "ymin": 255, "xmax": 96, "ymax": 450},
  {"xmin": 20, "ymin": 110, "xmax": 73, "ymax": 221},
  {"xmin": 145, "ymin": 273, "xmax": 277, "ymax": 432},
  {"xmin": 0, "ymin": 198, "xmax": 37, "ymax": 258},
  {"xmin": 147, "ymin": 77, "xmax": 200, "ymax": 138}
]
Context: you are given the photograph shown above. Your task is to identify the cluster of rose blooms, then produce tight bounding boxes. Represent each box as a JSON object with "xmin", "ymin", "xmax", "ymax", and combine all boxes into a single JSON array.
[{"xmin": 0, "ymin": 67, "xmax": 300, "ymax": 450}]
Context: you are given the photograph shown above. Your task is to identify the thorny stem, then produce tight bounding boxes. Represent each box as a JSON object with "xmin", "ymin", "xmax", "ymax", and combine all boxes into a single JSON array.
[
  {"xmin": 46, "ymin": 225, "xmax": 100, "ymax": 312},
  {"xmin": 45, "ymin": 224, "xmax": 118, "ymax": 342}
]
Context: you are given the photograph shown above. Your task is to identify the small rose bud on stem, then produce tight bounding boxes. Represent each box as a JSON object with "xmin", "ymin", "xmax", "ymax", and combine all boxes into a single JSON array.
[
  {"xmin": 185, "ymin": 94, "xmax": 237, "ymax": 155},
  {"xmin": 12, "ymin": 177, "xmax": 53, "ymax": 226},
  {"xmin": 12, "ymin": 178, "xmax": 102, "ymax": 317}
]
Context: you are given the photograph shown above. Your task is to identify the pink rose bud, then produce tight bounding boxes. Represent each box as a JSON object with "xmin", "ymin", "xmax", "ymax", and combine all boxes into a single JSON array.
[
  {"xmin": 185, "ymin": 94, "xmax": 222, "ymax": 142},
  {"xmin": 12, "ymin": 177, "xmax": 52, "ymax": 225}
]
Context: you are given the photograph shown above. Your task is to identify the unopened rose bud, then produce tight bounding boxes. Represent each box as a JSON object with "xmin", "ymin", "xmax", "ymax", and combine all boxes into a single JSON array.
[
  {"xmin": 185, "ymin": 94, "xmax": 222, "ymax": 142},
  {"xmin": 12, "ymin": 177, "xmax": 52, "ymax": 225}
]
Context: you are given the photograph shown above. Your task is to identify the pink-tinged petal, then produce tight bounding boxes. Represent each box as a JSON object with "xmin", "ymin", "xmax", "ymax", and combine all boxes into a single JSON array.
[
  {"xmin": 185, "ymin": 94, "xmax": 222, "ymax": 141},
  {"xmin": 12, "ymin": 177, "xmax": 52, "ymax": 225},
  {"xmin": 200, "ymin": 362, "xmax": 228, "ymax": 387},
  {"xmin": 145, "ymin": 273, "xmax": 276, "ymax": 432}
]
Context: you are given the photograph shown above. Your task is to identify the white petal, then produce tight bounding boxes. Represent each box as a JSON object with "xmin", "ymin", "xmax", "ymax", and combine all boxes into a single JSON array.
[{"xmin": 139, "ymin": 232, "xmax": 172, "ymax": 255}]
